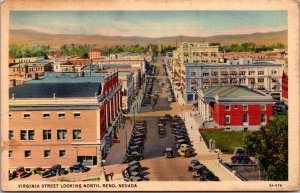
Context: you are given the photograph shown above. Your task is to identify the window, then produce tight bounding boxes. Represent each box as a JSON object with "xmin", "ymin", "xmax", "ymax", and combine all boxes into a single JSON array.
[
  {"xmin": 243, "ymin": 105, "xmax": 248, "ymax": 111},
  {"xmin": 59, "ymin": 150, "xmax": 66, "ymax": 157},
  {"xmin": 73, "ymin": 129, "xmax": 81, "ymax": 140},
  {"xmin": 202, "ymin": 72, "xmax": 209, "ymax": 76},
  {"xmin": 43, "ymin": 113, "xmax": 50, "ymax": 119},
  {"xmin": 57, "ymin": 129, "xmax": 67, "ymax": 140},
  {"xmin": 225, "ymin": 105, "xmax": 230, "ymax": 111},
  {"xmin": 9, "ymin": 113, "xmax": 12, "ymax": 119},
  {"xmin": 243, "ymin": 114, "xmax": 248, "ymax": 123},
  {"xmin": 258, "ymin": 71, "xmax": 264, "ymax": 75},
  {"xmin": 21, "ymin": 130, "xmax": 34, "ymax": 141},
  {"xmin": 258, "ymin": 78, "xmax": 264, "ymax": 83},
  {"xmin": 234, "ymin": 105, "xmax": 238, "ymax": 109},
  {"xmin": 191, "ymin": 72, "xmax": 196, "ymax": 76},
  {"xmin": 261, "ymin": 114, "xmax": 266, "ymax": 123},
  {"xmin": 44, "ymin": 150, "xmax": 51, "ymax": 158},
  {"xmin": 191, "ymin": 79, "xmax": 197, "ymax": 85},
  {"xmin": 9, "ymin": 150, "xmax": 12, "ymax": 158},
  {"xmin": 271, "ymin": 70, "xmax": 277, "ymax": 74},
  {"xmin": 43, "ymin": 130, "xmax": 51, "ymax": 140},
  {"xmin": 23, "ymin": 113, "xmax": 31, "ymax": 119},
  {"xmin": 73, "ymin": 112, "xmax": 81, "ymax": 118},
  {"xmin": 187, "ymin": 94, "xmax": 194, "ymax": 101},
  {"xmin": 248, "ymin": 71, "xmax": 255, "ymax": 75},
  {"xmin": 58, "ymin": 113, "xmax": 65, "ymax": 118},
  {"xmin": 25, "ymin": 150, "xmax": 31, "ymax": 158},
  {"xmin": 239, "ymin": 78, "xmax": 246, "ymax": 84},
  {"xmin": 28, "ymin": 130, "xmax": 34, "ymax": 140},
  {"xmin": 225, "ymin": 115, "xmax": 230, "ymax": 124},
  {"xmin": 21, "ymin": 130, "xmax": 27, "ymax": 140},
  {"xmin": 261, "ymin": 104, "xmax": 266, "ymax": 110},
  {"xmin": 8, "ymin": 130, "xmax": 13, "ymax": 140}
]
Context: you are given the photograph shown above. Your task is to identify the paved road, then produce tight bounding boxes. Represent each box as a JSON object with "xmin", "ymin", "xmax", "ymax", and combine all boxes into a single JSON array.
[{"xmin": 105, "ymin": 54, "xmax": 239, "ymax": 181}]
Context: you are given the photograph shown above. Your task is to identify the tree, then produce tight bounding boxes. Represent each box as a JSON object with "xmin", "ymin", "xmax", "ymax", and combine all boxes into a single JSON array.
[{"xmin": 243, "ymin": 115, "xmax": 288, "ymax": 180}]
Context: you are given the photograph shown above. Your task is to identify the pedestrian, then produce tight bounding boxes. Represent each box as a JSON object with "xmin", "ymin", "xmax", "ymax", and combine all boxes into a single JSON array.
[
  {"xmin": 191, "ymin": 125, "xmax": 193, "ymax": 130},
  {"xmin": 122, "ymin": 125, "xmax": 125, "ymax": 129},
  {"xmin": 130, "ymin": 118, "xmax": 133, "ymax": 125},
  {"xmin": 190, "ymin": 112, "xmax": 192, "ymax": 117},
  {"xmin": 199, "ymin": 135, "xmax": 202, "ymax": 142}
]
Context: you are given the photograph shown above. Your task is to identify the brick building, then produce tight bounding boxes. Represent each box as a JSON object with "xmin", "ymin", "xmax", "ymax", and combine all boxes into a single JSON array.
[
  {"xmin": 282, "ymin": 72, "xmax": 288, "ymax": 103},
  {"xmin": 89, "ymin": 48, "xmax": 101, "ymax": 59},
  {"xmin": 198, "ymin": 86, "xmax": 274, "ymax": 131},
  {"xmin": 8, "ymin": 71, "xmax": 122, "ymax": 169}
]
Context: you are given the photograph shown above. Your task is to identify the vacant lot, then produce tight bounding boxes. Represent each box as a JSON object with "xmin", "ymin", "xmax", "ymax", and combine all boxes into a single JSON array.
[{"xmin": 200, "ymin": 131, "xmax": 248, "ymax": 154}]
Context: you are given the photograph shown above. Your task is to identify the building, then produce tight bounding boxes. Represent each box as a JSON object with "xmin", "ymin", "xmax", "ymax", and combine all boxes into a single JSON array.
[
  {"xmin": 9, "ymin": 62, "xmax": 53, "ymax": 86},
  {"xmin": 182, "ymin": 59, "xmax": 282, "ymax": 103},
  {"xmin": 92, "ymin": 59, "xmax": 146, "ymax": 74},
  {"xmin": 172, "ymin": 42, "xmax": 219, "ymax": 89},
  {"xmin": 282, "ymin": 73, "xmax": 288, "ymax": 103},
  {"xmin": 118, "ymin": 71, "xmax": 134, "ymax": 112},
  {"xmin": 197, "ymin": 86, "xmax": 274, "ymax": 131},
  {"xmin": 89, "ymin": 48, "xmax": 101, "ymax": 59},
  {"xmin": 8, "ymin": 71, "xmax": 122, "ymax": 169},
  {"xmin": 14, "ymin": 57, "xmax": 38, "ymax": 63},
  {"xmin": 53, "ymin": 61, "xmax": 75, "ymax": 72}
]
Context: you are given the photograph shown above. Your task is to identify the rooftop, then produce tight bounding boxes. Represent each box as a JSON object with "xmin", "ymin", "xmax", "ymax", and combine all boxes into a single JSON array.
[
  {"xmin": 118, "ymin": 71, "xmax": 133, "ymax": 77},
  {"xmin": 203, "ymin": 86, "xmax": 265, "ymax": 97},
  {"xmin": 9, "ymin": 73, "xmax": 104, "ymax": 98},
  {"xmin": 10, "ymin": 62, "xmax": 51, "ymax": 68}
]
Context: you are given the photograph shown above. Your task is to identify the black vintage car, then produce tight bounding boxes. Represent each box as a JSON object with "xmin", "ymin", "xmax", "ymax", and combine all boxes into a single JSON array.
[
  {"xmin": 69, "ymin": 162, "xmax": 88, "ymax": 173},
  {"xmin": 188, "ymin": 160, "xmax": 201, "ymax": 171},
  {"xmin": 42, "ymin": 164, "xmax": 67, "ymax": 178}
]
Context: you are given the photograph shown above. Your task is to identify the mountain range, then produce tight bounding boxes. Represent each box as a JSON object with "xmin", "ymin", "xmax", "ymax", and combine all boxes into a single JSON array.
[{"xmin": 9, "ymin": 29, "xmax": 287, "ymax": 47}]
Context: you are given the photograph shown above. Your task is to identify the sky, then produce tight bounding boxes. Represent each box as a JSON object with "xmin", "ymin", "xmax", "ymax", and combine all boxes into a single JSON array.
[{"xmin": 10, "ymin": 11, "xmax": 287, "ymax": 38}]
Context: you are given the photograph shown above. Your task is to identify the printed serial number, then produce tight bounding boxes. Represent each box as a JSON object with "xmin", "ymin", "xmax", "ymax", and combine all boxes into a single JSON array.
[{"xmin": 269, "ymin": 184, "xmax": 282, "ymax": 187}]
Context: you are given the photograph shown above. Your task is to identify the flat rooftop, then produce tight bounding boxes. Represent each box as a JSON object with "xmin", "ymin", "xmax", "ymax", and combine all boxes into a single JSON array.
[{"xmin": 9, "ymin": 74, "xmax": 104, "ymax": 98}]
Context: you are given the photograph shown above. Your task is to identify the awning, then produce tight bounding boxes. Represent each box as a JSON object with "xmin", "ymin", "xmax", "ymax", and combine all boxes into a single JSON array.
[{"xmin": 77, "ymin": 147, "xmax": 97, "ymax": 156}]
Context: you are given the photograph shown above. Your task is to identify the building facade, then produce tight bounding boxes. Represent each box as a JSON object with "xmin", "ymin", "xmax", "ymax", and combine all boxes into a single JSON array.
[
  {"xmin": 183, "ymin": 60, "xmax": 283, "ymax": 103},
  {"xmin": 8, "ymin": 72, "xmax": 122, "ymax": 169},
  {"xmin": 282, "ymin": 72, "xmax": 288, "ymax": 103},
  {"xmin": 198, "ymin": 86, "xmax": 274, "ymax": 131},
  {"xmin": 118, "ymin": 72, "xmax": 134, "ymax": 112},
  {"xmin": 89, "ymin": 48, "xmax": 101, "ymax": 59}
]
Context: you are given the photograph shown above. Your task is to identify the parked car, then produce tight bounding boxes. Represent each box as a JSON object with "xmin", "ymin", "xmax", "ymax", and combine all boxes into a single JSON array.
[
  {"xmin": 41, "ymin": 164, "xmax": 67, "ymax": 178},
  {"xmin": 69, "ymin": 162, "xmax": 88, "ymax": 173},
  {"xmin": 188, "ymin": 160, "xmax": 201, "ymax": 171}
]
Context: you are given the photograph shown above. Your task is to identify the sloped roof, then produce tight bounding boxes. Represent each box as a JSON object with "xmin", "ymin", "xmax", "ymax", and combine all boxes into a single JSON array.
[{"xmin": 203, "ymin": 86, "xmax": 265, "ymax": 97}]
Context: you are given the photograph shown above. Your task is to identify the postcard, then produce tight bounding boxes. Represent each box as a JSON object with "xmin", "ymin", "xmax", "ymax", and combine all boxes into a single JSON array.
[{"xmin": 1, "ymin": 0, "xmax": 299, "ymax": 191}]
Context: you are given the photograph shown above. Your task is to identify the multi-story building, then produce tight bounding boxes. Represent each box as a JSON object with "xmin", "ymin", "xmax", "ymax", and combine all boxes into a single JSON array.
[
  {"xmin": 14, "ymin": 57, "xmax": 38, "ymax": 63},
  {"xmin": 118, "ymin": 71, "xmax": 134, "ymax": 112},
  {"xmin": 198, "ymin": 86, "xmax": 274, "ymax": 131},
  {"xmin": 9, "ymin": 62, "xmax": 53, "ymax": 86},
  {"xmin": 282, "ymin": 72, "xmax": 288, "ymax": 103},
  {"xmin": 89, "ymin": 48, "xmax": 101, "ymax": 59},
  {"xmin": 8, "ymin": 71, "xmax": 122, "ymax": 169},
  {"xmin": 172, "ymin": 42, "xmax": 219, "ymax": 86},
  {"xmin": 181, "ymin": 59, "xmax": 283, "ymax": 103}
]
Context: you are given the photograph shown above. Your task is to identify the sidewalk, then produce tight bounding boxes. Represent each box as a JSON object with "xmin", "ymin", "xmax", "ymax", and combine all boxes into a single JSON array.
[
  {"xmin": 175, "ymin": 89, "xmax": 210, "ymax": 156},
  {"xmin": 174, "ymin": 89, "xmax": 239, "ymax": 181}
]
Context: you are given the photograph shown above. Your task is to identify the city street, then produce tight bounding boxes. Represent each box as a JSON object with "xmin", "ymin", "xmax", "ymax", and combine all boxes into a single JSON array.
[{"xmin": 103, "ymin": 55, "xmax": 238, "ymax": 181}]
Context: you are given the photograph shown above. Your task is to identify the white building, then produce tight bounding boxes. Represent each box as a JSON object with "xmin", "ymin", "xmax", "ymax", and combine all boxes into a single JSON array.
[{"xmin": 183, "ymin": 59, "xmax": 283, "ymax": 103}]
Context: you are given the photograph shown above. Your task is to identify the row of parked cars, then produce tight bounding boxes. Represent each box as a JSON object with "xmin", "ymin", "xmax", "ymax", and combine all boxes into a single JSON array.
[
  {"xmin": 141, "ymin": 77, "xmax": 155, "ymax": 107},
  {"xmin": 122, "ymin": 161, "xmax": 146, "ymax": 181},
  {"xmin": 273, "ymin": 101, "xmax": 288, "ymax": 115},
  {"xmin": 166, "ymin": 79, "xmax": 176, "ymax": 102},
  {"xmin": 170, "ymin": 116, "xmax": 196, "ymax": 158},
  {"xmin": 123, "ymin": 120, "xmax": 148, "ymax": 163},
  {"xmin": 9, "ymin": 163, "xmax": 89, "ymax": 180},
  {"xmin": 188, "ymin": 160, "xmax": 220, "ymax": 181}
]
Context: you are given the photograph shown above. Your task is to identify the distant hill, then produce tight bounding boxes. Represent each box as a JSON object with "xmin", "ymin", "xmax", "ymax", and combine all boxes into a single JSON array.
[{"xmin": 9, "ymin": 29, "xmax": 287, "ymax": 47}]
